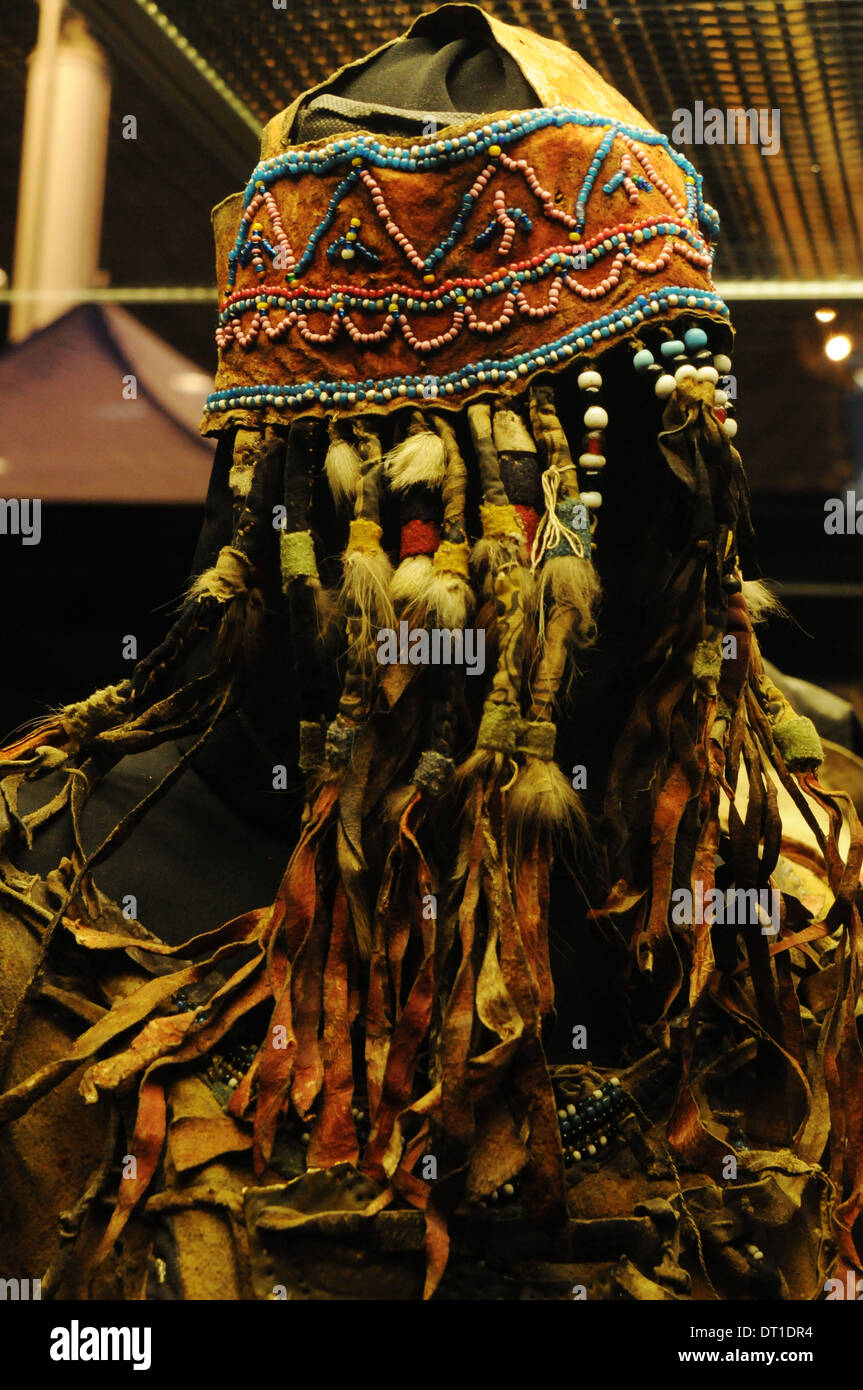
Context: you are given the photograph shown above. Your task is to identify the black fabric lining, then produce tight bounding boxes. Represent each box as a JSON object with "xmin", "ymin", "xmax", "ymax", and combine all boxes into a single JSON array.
[{"xmin": 294, "ymin": 32, "xmax": 537, "ymax": 142}]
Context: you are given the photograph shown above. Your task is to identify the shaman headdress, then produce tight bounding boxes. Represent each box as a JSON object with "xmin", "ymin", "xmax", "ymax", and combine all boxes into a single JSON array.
[
  {"xmin": 2, "ymin": 4, "xmax": 861, "ymax": 1301},
  {"xmin": 205, "ymin": 9, "xmax": 726, "ymax": 426}
]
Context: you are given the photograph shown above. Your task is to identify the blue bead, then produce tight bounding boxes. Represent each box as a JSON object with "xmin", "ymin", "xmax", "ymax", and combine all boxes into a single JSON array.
[
  {"xmin": 661, "ymin": 339, "xmax": 686, "ymax": 358},
  {"xmin": 684, "ymin": 327, "xmax": 709, "ymax": 350},
  {"xmin": 633, "ymin": 349, "xmax": 654, "ymax": 373}
]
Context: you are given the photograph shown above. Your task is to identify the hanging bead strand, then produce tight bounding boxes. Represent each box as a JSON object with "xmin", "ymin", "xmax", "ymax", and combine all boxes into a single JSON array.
[{"xmin": 575, "ymin": 363, "xmax": 607, "ymax": 546}]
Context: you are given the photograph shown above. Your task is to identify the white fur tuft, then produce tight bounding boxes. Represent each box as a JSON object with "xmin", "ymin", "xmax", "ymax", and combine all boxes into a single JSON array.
[
  {"xmin": 507, "ymin": 758, "xmax": 590, "ymax": 847},
  {"xmin": 742, "ymin": 578, "xmax": 786, "ymax": 624},
  {"xmin": 391, "ymin": 554, "xmax": 435, "ymax": 614},
  {"xmin": 535, "ymin": 556, "xmax": 600, "ymax": 646},
  {"xmin": 383, "ymin": 433, "xmax": 446, "ymax": 491},
  {"xmin": 425, "ymin": 573, "xmax": 476, "ymax": 629},
  {"xmin": 342, "ymin": 546, "xmax": 395, "ymax": 631},
  {"xmin": 325, "ymin": 439, "xmax": 362, "ymax": 507}
]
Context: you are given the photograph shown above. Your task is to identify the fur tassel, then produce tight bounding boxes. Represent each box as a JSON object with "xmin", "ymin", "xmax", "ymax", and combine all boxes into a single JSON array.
[
  {"xmin": 391, "ymin": 553, "xmax": 434, "ymax": 613},
  {"xmin": 471, "ymin": 534, "xmax": 514, "ymax": 575},
  {"xmin": 471, "ymin": 538, "xmax": 536, "ymax": 608},
  {"xmin": 341, "ymin": 545, "xmax": 395, "ymax": 633},
  {"xmin": 325, "ymin": 430, "xmax": 362, "ymax": 508},
  {"xmin": 425, "ymin": 572, "xmax": 475, "ymax": 630},
  {"xmin": 471, "ymin": 533, "xmax": 531, "ymax": 575},
  {"xmin": 383, "ymin": 433, "xmax": 446, "ymax": 491},
  {"xmin": 187, "ymin": 545, "xmax": 251, "ymax": 603},
  {"xmin": 453, "ymin": 745, "xmax": 508, "ymax": 790},
  {"xmin": 535, "ymin": 555, "xmax": 600, "ymax": 646},
  {"xmin": 742, "ymin": 578, "xmax": 786, "ymax": 624},
  {"xmin": 506, "ymin": 757, "xmax": 589, "ymax": 845}
]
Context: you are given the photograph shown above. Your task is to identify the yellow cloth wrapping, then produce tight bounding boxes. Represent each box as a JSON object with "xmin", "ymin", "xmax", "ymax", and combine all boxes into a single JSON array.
[
  {"xmin": 480, "ymin": 502, "xmax": 523, "ymax": 544},
  {"xmin": 347, "ymin": 518, "xmax": 384, "ymax": 556},
  {"xmin": 517, "ymin": 719, "xmax": 557, "ymax": 760},
  {"xmin": 280, "ymin": 529, "xmax": 319, "ymax": 582},
  {"xmin": 432, "ymin": 539, "xmax": 470, "ymax": 579}
]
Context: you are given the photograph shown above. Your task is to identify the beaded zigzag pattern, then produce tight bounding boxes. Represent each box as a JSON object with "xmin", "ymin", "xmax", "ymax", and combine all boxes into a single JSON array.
[
  {"xmin": 206, "ymin": 107, "xmax": 726, "ymax": 417},
  {"xmin": 204, "ymin": 285, "xmax": 729, "ymax": 415}
]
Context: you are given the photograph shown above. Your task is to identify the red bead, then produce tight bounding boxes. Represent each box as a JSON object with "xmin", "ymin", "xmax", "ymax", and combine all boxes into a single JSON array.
[{"xmin": 714, "ymin": 407, "xmax": 727, "ymax": 423}]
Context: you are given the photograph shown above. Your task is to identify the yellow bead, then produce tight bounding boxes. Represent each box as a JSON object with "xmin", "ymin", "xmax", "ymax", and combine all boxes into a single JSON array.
[
  {"xmin": 488, "ymin": 143, "xmax": 502, "ymax": 157},
  {"xmin": 351, "ymin": 157, "xmax": 363, "ymax": 166},
  {"xmin": 350, "ymin": 217, "xmax": 361, "ymax": 227},
  {"xmin": 423, "ymin": 273, "xmax": 435, "ymax": 284}
]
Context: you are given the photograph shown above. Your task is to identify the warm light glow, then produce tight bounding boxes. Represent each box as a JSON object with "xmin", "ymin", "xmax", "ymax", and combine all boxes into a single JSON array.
[
  {"xmin": 825, "ymin": 334, "xmax": 852, "ymax": 362},
  {"xmin": 815, "ymin": 307, "xmax": 837, "ymax": 323},
  {"xmin": 172, "ymin": 371, "xmax": 213, "ymax": 393}
]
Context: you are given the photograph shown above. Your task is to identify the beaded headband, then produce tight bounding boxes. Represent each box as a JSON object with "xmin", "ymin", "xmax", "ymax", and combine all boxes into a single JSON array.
[{"xmin": 202, "ymin": 6, "xmax": 729, "ymax": 433}]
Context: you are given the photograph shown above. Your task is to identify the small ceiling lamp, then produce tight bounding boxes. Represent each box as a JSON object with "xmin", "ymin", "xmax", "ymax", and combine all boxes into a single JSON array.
[{"xmin": 825, "ymin": 334, "xmax": 852, "ymax": 362}]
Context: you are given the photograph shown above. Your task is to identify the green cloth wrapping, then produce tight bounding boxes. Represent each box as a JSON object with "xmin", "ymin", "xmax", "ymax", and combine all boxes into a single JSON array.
[
  {"xmin": 693, "ymin": 639, "xmax": 723, "ymax": 681},
  {"xmin": 298, "ymin": 718, "xmax": 326, "ymax": 773},
  {"xmin": 517, "ymin": 719, "xmax": 557, "ymax": 759},
  {"xmin": 325, "ymin": 715, "xmax": 357, "ymax": 765},
  {"xmin": 414, "ymin": 749, "xmax": 454, "ymax": 796},
  {"xmin": 477, "ymin": 702, "xmax": 521, "ymax": 753},
  {"xmin": 772, "ymin": 716, "xmax": 823, "ymax": 768},
  {"xmin": 476, "ymin": 709, "xmax": 557, "ymax": 759},
  {"xmin": 547, "ymin": 497, "xmax": 591, "ymax": 561},
  {"xmin": 280, "ymin": 528, "xmax": 319, "ymax": 583}
]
